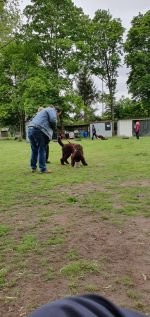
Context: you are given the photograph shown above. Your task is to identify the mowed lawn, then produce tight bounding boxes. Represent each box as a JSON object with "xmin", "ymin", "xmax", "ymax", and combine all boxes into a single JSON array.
[{"xmin": 0, "ymin": 137, "xmax": 150, "ymax": 317}]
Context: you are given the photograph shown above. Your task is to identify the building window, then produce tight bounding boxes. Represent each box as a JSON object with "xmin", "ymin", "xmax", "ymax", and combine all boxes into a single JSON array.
[{"xmin": 105, "ymin": 122, "xmax": 111, "ymax": 131}]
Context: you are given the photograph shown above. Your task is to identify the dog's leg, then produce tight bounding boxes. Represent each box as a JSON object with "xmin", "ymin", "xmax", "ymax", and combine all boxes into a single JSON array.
[
  {"xmin": 60, "ymin": 158, "xmax": 65, "ymax": 165},
  {"xmin": 61, "ymin": 149, "xmax": 68, "ymax": 165},
  {"xmin": 62, "ymin": 147, "xmax": 70, "ymax": 164},
  {"xmin": 71, "ymin": 157, "xmax": 75, "ymax": 167},
  {"xmin": 63, "ymin": 154, "xmax": 70, "ymax": 164},
  {"xmin": 81, "ymin": 156, "xmax": 88, "ymax": 166},
  {"xmin": 64, "ymin": 154, "xmax": 70, "ymax": 164}
]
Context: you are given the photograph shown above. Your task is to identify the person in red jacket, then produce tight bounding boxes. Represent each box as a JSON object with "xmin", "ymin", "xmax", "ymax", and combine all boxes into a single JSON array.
[{"xmin": 135, "ymin": 121, "xmax": 140, "ymax": 139}]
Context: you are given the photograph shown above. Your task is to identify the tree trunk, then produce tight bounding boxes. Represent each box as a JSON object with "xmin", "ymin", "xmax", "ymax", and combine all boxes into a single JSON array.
[
  {"xmin": 19, "ymin": 111, "xmax": 26, "ymax": 139},
  {"xmin": 108, "ymin": 86, "xmax": 115, "ymax": 136},
  {"xmin": 111, "ymin": 95, "xmax": 115, "ymax": 136}
]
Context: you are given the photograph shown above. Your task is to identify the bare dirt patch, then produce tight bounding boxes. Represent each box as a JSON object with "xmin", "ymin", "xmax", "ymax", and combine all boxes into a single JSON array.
[
  {"xmin": 120, "ymin": 179, "xmax": 150, "ymax": 188},
  {"xmin": 0, "ymin": 183, "xmax": 150, "ymax": 317}
]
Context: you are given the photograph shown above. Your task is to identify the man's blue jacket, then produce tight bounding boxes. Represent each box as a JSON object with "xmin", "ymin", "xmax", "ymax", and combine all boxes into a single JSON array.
[{"xmin": 28, "ymin": 294, "xmax": 146, "ymax": 317}]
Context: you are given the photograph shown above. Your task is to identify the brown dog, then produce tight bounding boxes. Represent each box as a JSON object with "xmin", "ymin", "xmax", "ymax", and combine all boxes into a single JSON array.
[
  {"xmin": 96, "ymin": 135, "xmax": 108, "ymax": 140},
  {"xmin": 58, "ymin": 137, "xmax": 88, "ymax": 167}
]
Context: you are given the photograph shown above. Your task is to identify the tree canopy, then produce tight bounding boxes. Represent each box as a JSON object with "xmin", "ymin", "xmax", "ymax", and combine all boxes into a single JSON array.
[
  {"xmin": 125, "ymin": 11, "xmax": 150, "ymax": 114},
  {"xmin": 0, "ymin": 1, "xmax": 149, "ymax": 136},
  {"xmin": 0, "ymin": 0, "xmax": 20, "ymax": 50}
]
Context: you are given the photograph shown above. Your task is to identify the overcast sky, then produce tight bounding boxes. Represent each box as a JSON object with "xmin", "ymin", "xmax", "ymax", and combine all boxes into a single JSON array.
[{"xmin": 20, "ymin": 0, "xmax": 149, "ymax": 108}]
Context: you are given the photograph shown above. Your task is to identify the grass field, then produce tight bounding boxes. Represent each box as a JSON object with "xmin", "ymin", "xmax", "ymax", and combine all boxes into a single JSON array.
[{"xmin": 0, "ymin": 137, "xmax": 150, "ymax": 316}]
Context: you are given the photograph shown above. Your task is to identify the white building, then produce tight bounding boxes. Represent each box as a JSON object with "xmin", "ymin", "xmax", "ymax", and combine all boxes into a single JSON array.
[
  {"xmin": 117, "ymin": 119, "xmax": 133, "ymax": 137},
  {"xmin": 117, "ymin": 118, "xmax": 150, "ymax": 137},
  {"xmin": 90, "ymin": 121, "xmax": 112, "ymax": 138}
]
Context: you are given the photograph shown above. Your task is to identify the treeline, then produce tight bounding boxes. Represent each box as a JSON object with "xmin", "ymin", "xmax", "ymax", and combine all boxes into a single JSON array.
[{"xmin": 0, "ymin": 1, "xmax": 150, "ymax": 136}]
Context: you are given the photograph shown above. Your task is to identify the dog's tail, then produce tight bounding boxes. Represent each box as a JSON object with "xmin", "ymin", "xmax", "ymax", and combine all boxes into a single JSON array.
[{"xmin": 58, "ymin": 136, "xmax": 64, "ymax": 147}]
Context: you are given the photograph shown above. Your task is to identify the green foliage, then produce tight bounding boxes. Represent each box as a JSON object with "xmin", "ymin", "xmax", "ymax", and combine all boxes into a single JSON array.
[
  {"xmin": 91, "ymin": 10, "xmax": 124, "ymax": 124},
  {"xmin": 1, "ymin": 2, "xmax": 149, "ymax": 133},
  {"xmin": 0, "ymin": 40, "xmax": 64, "ymax": 132},
  {"xmin": 114, "ymin": 97, "xmax": 148, "ymax": 119},
  {"xmin": 125, "ymin": 11, "xmax": 150, "ymax": 110},
  {"xmin": 76, "ymin": 67, "xmax": 99, "ymax": 120},
  {"xmin": 24, "ymin": 0, "xmax": 90, "ymax": 76},
  {"xmin": 0, "ymin": 0, "xmax": 20, "ymax": 50},
  {"xmin": 22, "ymin": 0, "xmax": 93, "ymax": 120}
]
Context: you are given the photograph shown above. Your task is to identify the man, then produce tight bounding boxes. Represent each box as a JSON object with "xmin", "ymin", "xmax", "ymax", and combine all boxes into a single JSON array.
[
  {"xmin": 28, "ymin": 294, "xmax": 146, "ymax": 317},
  {"xmin": 28, "ymin": 106, "xmax": 61, "ymax": 173},
  {"xmin": 135, "ymin": 121, "xmax": 140, "ymax": 139},
  {"xmin": 92, "ymin": 124, "xmax": 97, "ymax": 140}
]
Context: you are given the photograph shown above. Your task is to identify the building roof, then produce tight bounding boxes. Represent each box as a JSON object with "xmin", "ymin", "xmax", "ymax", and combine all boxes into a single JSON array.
[{"xmin": 1, "ymin": 127, "xmax": 9, "ymax": 131}]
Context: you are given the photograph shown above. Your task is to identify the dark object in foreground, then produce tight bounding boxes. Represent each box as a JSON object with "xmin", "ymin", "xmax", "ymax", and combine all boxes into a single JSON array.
[
  {"xmin": 58, "ymin": 136, "xmax": 88, "ymax": 166},
  {"xmin": 96, "ymin": 135, "xmax": 108, "ymax": 140},
  {"xmin": 28, "ymin": 294, "xmax": 146, "ymax": 317}
]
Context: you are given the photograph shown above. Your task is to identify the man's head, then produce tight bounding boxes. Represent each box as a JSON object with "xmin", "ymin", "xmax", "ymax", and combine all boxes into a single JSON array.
[
  {"xmin": 38, "ymin": 106, "xmax": 44, "ymax": 112},
  {"xmin": 55, "ymin": 106, "xmax": 62, "ymax": 116}
]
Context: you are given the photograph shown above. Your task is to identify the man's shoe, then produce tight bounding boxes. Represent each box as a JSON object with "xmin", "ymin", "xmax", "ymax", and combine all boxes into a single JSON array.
[
  {"xmin": 40, "ymin": 170, "xmax": 52, "ymax": 173},
  {"xmin": 32, "ymin": 169, "xmax": 37, "ymax": 173},
  {"xmin": 46, "ymin": 161, "xmax": 51, "ymax": 164}
]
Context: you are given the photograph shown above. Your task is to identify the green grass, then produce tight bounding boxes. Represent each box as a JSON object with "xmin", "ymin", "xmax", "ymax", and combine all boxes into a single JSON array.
[
  {"xmin": 122, "ymin": 275, "xmax": 135, "ymax": 287},
  {"xmin": 84, "ymin": 284, "xmax": 99, "ymax": 292},
  {"xmin": 127, "ymin": 290, "xmax": 140, "ymax": 300},
  {"xmin": 47, "ymin": 236, "xmax": 64, "ymax": 245},
  {"xmin": 0, "ymin": 138, "xmax": 150, "ymax": 314},
  {"xmin": 0, "ymin": 268, "xmax": 7, "ymax": 288},
  {"xmin": 61, "ymin": 260, "xmax": 99, "ymax": 278},
  {"xmin": 0, "ymin": 138, "xmax": 150, "ymax": 216},
  {"xmin": 67, "ymin": 249, "xmax": 80, "ymax": 261},
  {"xmin": 0, "ymin": 225, "xmax": 10, "ymax": 237},
  {"xmin": 16, "ymin": 235, "xmax": 38, "ymax": 253},
  {"xmin": 44, "ymin": 267, "xmax": 55, "ymax": 281}
]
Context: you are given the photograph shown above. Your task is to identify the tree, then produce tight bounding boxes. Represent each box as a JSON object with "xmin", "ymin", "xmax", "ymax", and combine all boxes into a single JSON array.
[
  {"xmin": 23, "ymin": 0, "xmax": 91, "ymax": 114},
  {"xmin": 76, "ymin": 67, "xmax": 99, "ymax": 120},
  {"xmin": 114, "ymin": 97, "xmax": 148, "ymax": 119},
  {"xmin": 0, "ymin": 0, "xmax": 20, "ymax": 50},
  {"xmin": 0, "ymin": 41, "xmax": 35, "ymax": 134},
  {"xmin": 91, "ymin": 10, "xmax": 124, "ymax": 133},
  {"xmin": 0, "ymin": 0, "xmax": 92, "ymax": 133},
  {"xmin": 0, "ymin": 40, "xmax": 60, "ymax": 136},
  {"xmin": 125, "ymin": 11, "xmax": 150, "ymax": 114}
]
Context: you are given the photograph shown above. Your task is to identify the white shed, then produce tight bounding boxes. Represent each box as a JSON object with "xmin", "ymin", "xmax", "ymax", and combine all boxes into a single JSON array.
[
  {"xmin": 118, "ymin": 118, "xmax": 150, "ymax": 137},
  {"xmin": 90, "ymin": 121, "xmax": 112, "ymax": 138},
  {"xmin": 117, "ymin": 120, "xmax": 132, "ymax": 137}
]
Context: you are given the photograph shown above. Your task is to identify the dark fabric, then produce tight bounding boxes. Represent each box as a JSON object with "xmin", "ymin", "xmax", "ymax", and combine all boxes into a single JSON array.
[
  {"xmin": 28, "ymin": 127, "xmax": 48, "ymax": 172},
  {"xmin": 92, "ymin": 132, "xmax": 97, "ymax": 140},
  {"xmin": 136, "ymin": 131, "xmax": 140, "ymax": 139},
  {"xmin": 46, "ymin": 143, "xmax": 50, "ymax": 161},
  {"xmin": 28, "ymin": 294, "xmax": 146, "ymax": 317}
]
